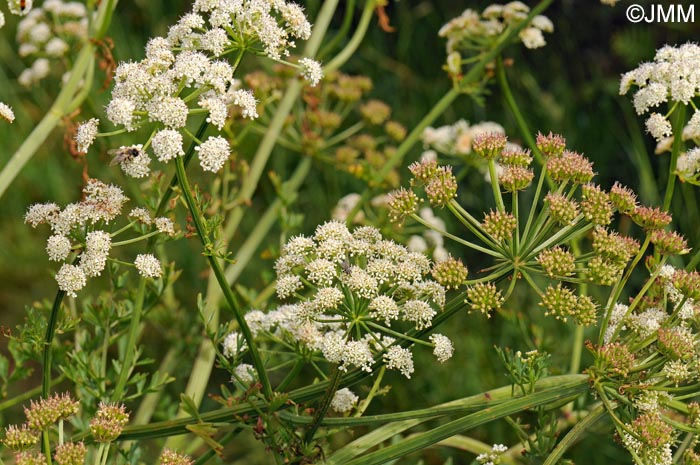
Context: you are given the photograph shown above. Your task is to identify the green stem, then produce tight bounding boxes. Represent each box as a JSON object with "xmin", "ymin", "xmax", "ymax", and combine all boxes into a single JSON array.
[
  {"xmin": 488, "ymin": 159, "xmax": 506, "ymax": 212},
  {"xmin": 175, "ymin": 156, "xmax": 272, "ymax": 399},
  {"xmin": 663, "ymin": 104, "xmax": 686, "ymax": 211},
  {"xmin": 496, "ymin": 55, "xmax": 551, "ymax": 178},
  {"xmin": 338, "ymin": 378, "xmax": 588, "ymax": 465},
  {"xmin": 111, "ymin": 278, "xmax": 147, "ymax": 401},
  {"xmin": 318, "ymin": 0, "xmax": 357, "ymax": 59},
  {"xmin": 541, "ymin": 405, "xmax": 607, "ymax": 465},
  {"xmin": 305, "ymin": 365, "xmax": 342, "ymax": 443},
  {"xmin": 410, "ymin": 213, "xmax": 504, "ymax": 257},
  {"xmin": 0, "ymin": 375, "xmax": 65, "ymax": 412},
  {"xmin": 520, "ymin": 167, "xmax": 548, "ymax": 245},
  {"xmin": 324, "ymin": 0, "xmax": 375, "ymax": 73}
]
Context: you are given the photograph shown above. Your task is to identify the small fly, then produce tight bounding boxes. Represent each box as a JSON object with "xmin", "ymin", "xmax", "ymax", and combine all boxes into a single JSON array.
[{"xmin": 109, "ymin": 146, "xmax": 143, "ymax": 166}]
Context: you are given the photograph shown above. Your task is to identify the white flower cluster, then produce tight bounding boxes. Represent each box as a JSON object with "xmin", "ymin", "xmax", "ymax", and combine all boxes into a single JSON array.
[
  {"xmin": 476, "ymin": 444, "xmax": 509, "ymax": 465},
  {"xmin": 84, "ymin": 0, "xmax": 318, "ymax": 173},
  {"xmin": 15, "ymin": 1, "xmax": 87, "ymax": 87},
  {"xmin": 235, "ymin": 221, "xmax": 453, "ymax": 379},
  {"xmin": 676, "ymin": 147, "xmax": 700, "ymax": 184},
  {"xmin": 25, "ymin": 180, "xmax": 170, "ymax": 296},
  {"xmin": 0, "ymin": 102, "xmax": 15, "ymax": 123},
  {"xmin": 330, "ymin": 388, "xmax": 358, "ymax": 413},
  {"xmin": 621, "ymin": 43, "xmax": 700, "ymax": 142},
  {"xmin": 439, "ymin": 2, "xmax": 554, "ymax": 57}
]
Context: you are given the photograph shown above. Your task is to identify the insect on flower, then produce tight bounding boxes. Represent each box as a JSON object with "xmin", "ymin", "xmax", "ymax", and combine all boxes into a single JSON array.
[
  {"xmin": 9, "ymin": 0, "xmax": 32, "ymax": 15},
  {"xmin": 109, "ymin": 146, "xmax": 143, "ymax": 166}
]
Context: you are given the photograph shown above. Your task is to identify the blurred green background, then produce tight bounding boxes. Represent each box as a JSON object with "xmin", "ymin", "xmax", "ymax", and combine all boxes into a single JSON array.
[{"xmin": 1, "ymin": 1, "xmax": 699, "ymax": 463}]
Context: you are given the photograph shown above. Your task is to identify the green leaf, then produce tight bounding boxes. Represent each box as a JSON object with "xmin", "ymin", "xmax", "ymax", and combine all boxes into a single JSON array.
[{"xmin": 327, "ymin": 375, "xmax": 588, "ymax": 465}]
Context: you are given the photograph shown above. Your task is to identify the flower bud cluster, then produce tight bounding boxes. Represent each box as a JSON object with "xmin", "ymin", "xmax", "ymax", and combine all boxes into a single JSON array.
[
  {"xmin": 431, "ymin": 255, "xmax": 468, "ymax": 289},
  {"xmin": 242, "ymin": 221, "xmax": 452, "ymax": 379},
  {"xmin": 536, "ymin": 246, "xmax": 575, "ymax": 278},
  {"xmin": 3, "ymin": 393, "xmax": 79, "ymax": 459},
  {"xmin": 465, "ymin": 282, "xmax": 504, "ymax": 317},
  {"xmin": 540, "ymin": 283, "xmax": 598, "ymax": 326},
  {"xmin": 481, "ymin": 210, "xmax": 517, "ymax": 243},
  {"xmin": 158, "ymin": 449, "xmax": 194, "ymax": 465},
  {"xmin": 90, "ymin": 402, "xmax": 129, "ymax": 443}
]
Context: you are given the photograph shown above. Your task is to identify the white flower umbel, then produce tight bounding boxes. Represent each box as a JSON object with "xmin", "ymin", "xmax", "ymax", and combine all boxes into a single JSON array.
[
  {"xmin": 621, "ymin": 43, "xmax": 700, "ymax": 140},
  {"xmin": 152, "ymin": 129, "xmax": 185, "ymax": 162},
  {"xmin": 299, "ymin": 57, "xmax": 323, "ymax": 87},
  {"xmin": 155, "ymin": 217, "xmax": 175, "ymax": 236},
  {"xmin": 134, "ymin": 254, "xmax": 162, "ymax": 278},
  {"xmin": 75, "ymin": 118, "xmax": 99, "ymax": 153},
  {"xmin": 231, "ymin": 89, "xmax": 258, "ymax": 119},
  {"xmin": 330, "ymin": 388, "xmax": 358, "ymax": 413},
  {"xmin": 236, "ymin": 221, "xmax": 449, "ymax": 380},
  {"xmin": 0, "ymin": 102, "xmax": 15, "ymax": 123},
  {"xmin": 196, "ymin": 135, "xmax": 230, "ymax": 172},
  {"xmin": 46, "ymin": 234, "xmax": 71, "ymax": 262},
  {"xmin": 222, "ymin": 331, "xmax": 247, "ymax": 359},
  {"xmin": 429, "ymin": 333, "xmax": 454, "ymax": 362},
  {"xmin": 56, "ymin": 264, "xmax": 87, "ymax": 297}
]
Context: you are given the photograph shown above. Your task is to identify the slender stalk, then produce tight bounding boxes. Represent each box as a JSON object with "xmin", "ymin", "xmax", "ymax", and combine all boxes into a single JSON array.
[
  {"xmin": 410, "ymin": 213, "xmax": 504, "ymax": 257},
  {"xmin": 520, "ymin": 167, "xmax": 548, "ymax": 244},
  {"xmin": 488, "ymin": 159, "xmax": 506, "ymax": 212},
  {"xmin": 318, "ymin": 0, "xmax": 357, "ymax": 59},
  {"xmin": 111, "ymin": 279, "xmax": 147, "ymax": 401},
  {"xmin": 324, "ymin": 0, "xmax": 376, "ymax": 73},
  {"xmin": 542, "ymin": 405, "xmax": 607, "ymax": 465},
  {"xmin": 496, "ymin": 55, "xmax": 553, "ymax": 181},
  {"xmin": 663, "ymin": 105, "xmax": 686, "ymax": 211},
  {"xmin": 175, "ymin": 156, "xmax": 272, "ymax": 399}
]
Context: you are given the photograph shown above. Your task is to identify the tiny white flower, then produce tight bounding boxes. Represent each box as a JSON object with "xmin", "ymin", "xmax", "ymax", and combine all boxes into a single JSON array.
[
  {"xmin": 222, "ymin": 331, "xmax": 246, "ymax": 359},
  {"xmin": 155, "ymin": 217, "xmax": 175, "ymax": 236},
  {"xmin": 231, "ymin": 89, "xmax": 258, "ymax": 119}
]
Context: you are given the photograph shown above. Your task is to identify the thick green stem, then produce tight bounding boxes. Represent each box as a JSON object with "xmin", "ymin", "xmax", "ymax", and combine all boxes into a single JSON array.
[
  {"xmin": 175, "ymin": 156, "xmax": 272, "ymax": 399},
  {"xmin": 305, "ymin": 365, "xmax": 343, "ymax": 443}
]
